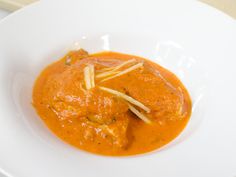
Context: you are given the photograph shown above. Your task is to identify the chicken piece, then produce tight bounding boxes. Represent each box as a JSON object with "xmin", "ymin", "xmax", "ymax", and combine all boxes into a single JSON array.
[
  {"xmin": 80, "ymin": 116, "xmax": 129, "ymax": 148},
  {"xmin": 41, "ymin": 57, "xmax": 130, "ymax": 149}
]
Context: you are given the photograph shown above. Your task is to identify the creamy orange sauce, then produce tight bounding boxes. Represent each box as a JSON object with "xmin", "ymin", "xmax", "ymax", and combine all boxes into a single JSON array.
[{"xmin": 32, "ymin": 49, "xmax": 191, "ymax": 156}]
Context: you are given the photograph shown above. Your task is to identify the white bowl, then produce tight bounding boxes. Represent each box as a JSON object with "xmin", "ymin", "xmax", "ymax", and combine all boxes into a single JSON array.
[{"xmin": 0, "ymin": 1, "xmax": 236, "ymax": 177}]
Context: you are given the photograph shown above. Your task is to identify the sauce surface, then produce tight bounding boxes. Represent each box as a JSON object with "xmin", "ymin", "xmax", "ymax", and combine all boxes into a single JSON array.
[{"xmin": 33, "ymin": 50, "xmax": 192, "ymax": 156}]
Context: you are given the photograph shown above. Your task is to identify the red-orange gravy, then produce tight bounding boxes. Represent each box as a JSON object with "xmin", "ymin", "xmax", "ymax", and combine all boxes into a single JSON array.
[{"xmin": 32, "ymin": 49, "xmax": 191, "ymax": 156}]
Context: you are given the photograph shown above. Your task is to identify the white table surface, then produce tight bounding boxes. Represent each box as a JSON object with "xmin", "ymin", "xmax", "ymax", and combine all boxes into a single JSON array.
[
  {"xmin": 0, "ymin": 0, "xmax": 7, "ymax": 153},
  {"xmin": 0, "ymin": 9, "xmax": 9, "ymax": 19},
  {"xmin": 0, "ymin": 8, "xmax": 9, "ymax": 177}
]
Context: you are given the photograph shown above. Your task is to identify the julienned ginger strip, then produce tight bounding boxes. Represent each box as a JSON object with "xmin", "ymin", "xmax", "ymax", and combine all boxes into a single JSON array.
[
  {"xmin": 84, "ymin": 64, "xmax": 95, "ymax": 90},
  {"xmin": 99, "ymin": 59, "xmax": 136, "ymax": 72},
  {"xmin": 99, "ymin": 86, "xmax": 150, "ymax": 113},
  {"xmin": 128, "ymin": 104, "xmax": 152, "ymax": 124},
  {"xmin": 101, "ymin": 62, "xmax": 143, "ymax": 82},
  {"xmin": 96, "ymin": 71, "xmax": 119, "ymax": 78},
  {"xmin": 89, "ymin": 64, "xmax": 95, "ymax": 88}
]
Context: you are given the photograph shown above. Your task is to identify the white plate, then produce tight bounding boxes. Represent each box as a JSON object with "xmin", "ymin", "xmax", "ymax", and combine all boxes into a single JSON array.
[{"xmin": 0, "ymin": 0, "xmax": 236, "ymax": 177}]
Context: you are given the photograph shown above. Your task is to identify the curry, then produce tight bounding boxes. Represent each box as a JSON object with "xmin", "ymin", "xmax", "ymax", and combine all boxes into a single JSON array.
[{"xmin": 32, "ymin": 49, "xmax": 192, "ymax": 156}]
